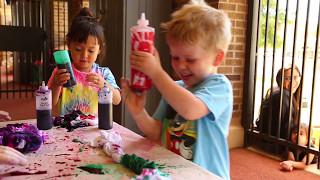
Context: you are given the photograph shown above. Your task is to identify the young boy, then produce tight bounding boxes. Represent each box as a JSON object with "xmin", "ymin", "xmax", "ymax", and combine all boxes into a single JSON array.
[{"xmin": 121, "ymin": 0, "xmax": 232, "ymax": 179}]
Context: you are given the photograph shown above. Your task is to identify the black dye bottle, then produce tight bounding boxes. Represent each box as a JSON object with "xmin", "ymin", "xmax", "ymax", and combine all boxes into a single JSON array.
[
  {"xmin": 35, "ymin": 81, "xmax": 53, "ymax": 130},
  {"xmin": 98, "ymin": 83, "xmax": 113, "ymax": 130},
  {"xmin": 53, "ymin": 50, "xmax": 77, "ymax": 87}
]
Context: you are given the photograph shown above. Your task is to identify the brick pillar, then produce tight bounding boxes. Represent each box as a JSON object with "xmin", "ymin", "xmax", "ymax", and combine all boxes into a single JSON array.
[{"xmin": 215, "ymin": 0, "xmax": 247, "ymax": 148}]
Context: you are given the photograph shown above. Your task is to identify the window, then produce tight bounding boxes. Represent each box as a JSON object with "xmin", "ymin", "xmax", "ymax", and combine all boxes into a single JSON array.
[{"xmin": 246, "ymin": 0, "xmax": 320, "ymax": 148}]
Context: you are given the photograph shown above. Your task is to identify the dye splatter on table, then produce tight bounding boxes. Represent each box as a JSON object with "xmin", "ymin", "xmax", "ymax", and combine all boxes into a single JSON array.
[{"xmin": 0, "ymin": 119, "xmax": 221, "ymax": 180}]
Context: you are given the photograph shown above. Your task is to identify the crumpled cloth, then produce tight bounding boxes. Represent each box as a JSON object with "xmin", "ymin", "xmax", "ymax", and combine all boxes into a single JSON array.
[
  {"xmin": 91, "ymin": 130, "xmax": 124, "ymax": 163},
  {"xmin": 54, "ymin": 110, "xmax": 97, "ymax": 132},
  {"xmin": 91, "ymin": 130, "xmax": 171, "ymax": 180},
  {"xmin": 0, "ymin": 123, "xmax": 46, "ymax": 153},
  {"xmin": 134, "ymin": 168, "xmax": 171, "ymax": 180}
]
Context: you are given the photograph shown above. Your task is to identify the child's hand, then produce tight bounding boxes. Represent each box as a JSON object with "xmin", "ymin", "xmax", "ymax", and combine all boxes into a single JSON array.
[
  {"xmin": 120, "ymin": 78, "xmax": 147, "ymax": 116},
  {"xmin": 0, "ymin": 146, "xmax": 27, "ymax": 165},
  {"xmin": 0, "ymin": 110, "xmax": 11, "ymax": 121},
  {"xmin": 280, "ymin": 160, "xmax": 294, "ymax": 171},
  {"xmin": 130, "ymin": 48, "xmax": 163, "ymax": 80},
  {"xmin": 51, "ymin": 68, "xmax": 70, "ymax": 87},
  {"xmin": 86, "ymin": 72, "xmax": 105, "ymax": 89}
]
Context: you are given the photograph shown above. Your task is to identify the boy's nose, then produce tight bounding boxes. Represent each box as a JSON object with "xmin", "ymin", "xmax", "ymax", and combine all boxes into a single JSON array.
[{"xmin": 177, "ymin": 61, "xmax": 187, "ymax": 70}]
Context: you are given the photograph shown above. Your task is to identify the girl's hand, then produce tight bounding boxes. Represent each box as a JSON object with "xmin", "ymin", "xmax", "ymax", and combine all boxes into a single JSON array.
[
  {"xmin": 86, "ymin": 72, "xmax": 105, "ymax": 89},
  {"xmin": 52, "ymin": 68, "xmax": 70, "ymax": 88},
  {"xmin": 120, "ymin": 78, "xmax": 147, "ymax": 116},
  {"xmin": 130, "ymin": 48, "xmax": 163, "ymax": 80},
  {"xmin": 0, "ymin": 146, "xmax": 27, "ymax": 165},
  {"xmin": 280, "ymin": 161, "xmax": 294, "ymax": 171},
  {"xmin": 0, "ymin": 111, "xmax": 11, "ymax": 121}
]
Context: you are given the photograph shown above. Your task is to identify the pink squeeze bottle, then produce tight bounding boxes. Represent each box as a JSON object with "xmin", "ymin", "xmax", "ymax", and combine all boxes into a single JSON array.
[{"xmin": 130, "ymin": 13, "xmax": 155, "ymax": 93}]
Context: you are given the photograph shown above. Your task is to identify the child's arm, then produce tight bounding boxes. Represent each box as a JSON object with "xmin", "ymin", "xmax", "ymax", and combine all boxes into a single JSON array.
[
  {"xmin": 130, "ymin": 50, "xmax": 209, "ymax": 120},
  {"xmin": 280, "ymin": 151, "xmax": 315, "ymax": 171},
  {"xmin": 0, "ymin": 145, "xmax": 27, "ymax": 165},
  {"xmin": 48, "ymin": 68, "xmax": 70, "ymax": 106},
  {"xmin": 0, "ymin": 110, "xmax": 11, "ymax": 121},
  {"xmin": 121, "ymin": 78, "xmax": 162, "ymax": 141}
]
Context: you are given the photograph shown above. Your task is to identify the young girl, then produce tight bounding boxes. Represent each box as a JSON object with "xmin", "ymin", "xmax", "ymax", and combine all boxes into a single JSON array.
[
  {"xmin": 280, "ymin": 123, "xmax": 317, "ymax": 171},
  {"xmin": 48, "ymin": 8, "xmax": 121, "ymax": 116}
]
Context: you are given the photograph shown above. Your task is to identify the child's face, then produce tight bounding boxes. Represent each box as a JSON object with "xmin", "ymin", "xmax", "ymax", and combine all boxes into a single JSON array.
[
  {"xmin": 291, "ymin": 128, "xmax": 308, "ymax": 146},
  {"xmin": 68, "ymin": 35, "xmax": 100, "ymax": 72},
  {"xmin": 283, "ymin": 68, "xmax": 300, "ymax": 93},
  {"xmin": 167, "ymin": 38, "xmax": 217, "ymax": 87}
]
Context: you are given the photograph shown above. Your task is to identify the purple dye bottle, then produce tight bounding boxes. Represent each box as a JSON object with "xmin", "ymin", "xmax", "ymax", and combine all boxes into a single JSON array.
[
  {"xmin": 35, "ymin": 81, "xmax": 53, "ymax": 130},
  {"xmin": 98, "ymin": 83, "xmax": 113, "ymax": 130}
]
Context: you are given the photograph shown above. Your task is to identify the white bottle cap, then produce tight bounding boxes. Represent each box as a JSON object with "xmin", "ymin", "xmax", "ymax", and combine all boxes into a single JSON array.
[
  {"xmin": 40, "ymin": 81, "xmax": 48, "ymax": 91},
  {"xmin": 137, "ymin": 13, "xmax": 149, "ymax": 26}
]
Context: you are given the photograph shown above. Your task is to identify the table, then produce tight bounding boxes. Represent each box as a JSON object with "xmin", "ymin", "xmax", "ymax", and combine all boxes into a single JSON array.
[{"xmin": 0, "ymin": 119, "xmax": 221, "ymax": 180}]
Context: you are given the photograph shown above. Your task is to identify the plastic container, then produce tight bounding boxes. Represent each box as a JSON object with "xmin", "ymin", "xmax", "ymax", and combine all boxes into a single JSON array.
[
  {"xmin": 130, "ymin": 13, "xmax": 155, "ymax": 92},
  {"xmin": 35, "ymin": 81, "xmax": 53, "ymax": 130},
  {"xmin": 98, "ymin": 83, "xmax": 113, "ymax": 130},
  {"xmin": 53, "ymin": 50, "xmax": 77, "ymax": 87}
]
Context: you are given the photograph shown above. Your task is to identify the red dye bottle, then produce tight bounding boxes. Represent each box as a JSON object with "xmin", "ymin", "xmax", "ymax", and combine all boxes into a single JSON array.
[{"xmin": 130, "ymin": 13, "xmax": 155, "ymax": 93}]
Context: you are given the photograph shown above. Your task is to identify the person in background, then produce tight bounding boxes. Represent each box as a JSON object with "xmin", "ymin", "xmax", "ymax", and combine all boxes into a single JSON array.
[
  {"xmin": 256, "ymin": 64, "xmax": 301, "ymax": 156},
  {"xmin": 48, "ymin": 7, "xmax": 121, "ymax": 116},
  {"xmin": 121, "ymin": 1, "xmax": 232, "ymax": 179},
  {"xmin": 0, "ymin": 110, "xmax": 11, "ymax": 121},
  {"xmin": 0, "ymin": 145, "xmax": 27, "ymax": 165},
  {"xmin": 280, "ymin": 123, "xmax": 317, "ymax": 171}
]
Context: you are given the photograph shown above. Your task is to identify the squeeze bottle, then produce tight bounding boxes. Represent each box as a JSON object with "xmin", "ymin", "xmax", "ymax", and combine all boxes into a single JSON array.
[
  {"xmin": 35, "ymin": 81, "xmax": 52, "ymax": 130},
  {"xmin": 98, "ymin": 83, "xmax": 113, "ymax": 130},
  {"xmin": 53, "ymin": 50, "xmax": 77, "ymax": 88},
  {"xmin": 130, "ymin": 13, "xmax": 155, "ymax": 92}
]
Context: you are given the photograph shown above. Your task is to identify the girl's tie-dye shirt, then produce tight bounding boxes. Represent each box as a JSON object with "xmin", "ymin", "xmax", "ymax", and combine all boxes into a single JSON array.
[{"xmin": 59, "ymin": 63, "xmax": 119, "ymax": 116}]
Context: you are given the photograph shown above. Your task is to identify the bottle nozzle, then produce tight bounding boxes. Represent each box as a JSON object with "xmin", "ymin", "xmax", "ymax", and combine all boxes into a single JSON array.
[
  {"xmin": 141, "ymin": 13, "xmax": 146, "ymax": 21},
  {"xmin": 137, "ymin": 12, "xmax": 149, "ymax": 26},
  {"xmin": 40, "ymin": 81, "xmax": 48, "ymax": 90}
]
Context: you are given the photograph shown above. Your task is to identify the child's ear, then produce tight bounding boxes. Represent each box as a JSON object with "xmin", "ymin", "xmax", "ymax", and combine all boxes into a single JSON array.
[{"xmin": 213, "ymin": 51, "xmax": 225, "ymax": 66}]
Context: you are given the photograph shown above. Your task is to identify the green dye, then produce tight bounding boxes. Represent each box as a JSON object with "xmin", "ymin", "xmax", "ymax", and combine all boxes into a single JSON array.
[
  {"xmin": 78, "ymin": 163, "xmax": 135, "ymax": 178},
  {"xmin": 72, "ymin": 138, "xmax": 85, "ymax": 144},
  {"xmin": 79, "ymin": 146, "xmax": 84, "ymax": 152},
  {"xmin": 78, "ymin": 164, "xmax": 106, "ymax": 174},
  {"xmin": 120, "ymin": 154, "xmax": 158, "ymax": 174}
]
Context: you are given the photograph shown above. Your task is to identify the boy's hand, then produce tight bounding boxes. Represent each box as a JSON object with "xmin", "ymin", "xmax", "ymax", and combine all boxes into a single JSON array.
[
  {"xmin": 52, "ymin": 68, "xmax": 70, "ymax": 88},
  {"xmin": 121, "ymin": 78, "xmax": 147, "ymax": 116},
  {"xmin": 130, "ymin": 48, "xmax": 163, "ymax": 80},
  {"xmin": 0, "ymin": 110, "xmax": 11, "ymax": 121},
  {"xmin": 0, "ymin": 146, "xmax": 27, "ymax": 165}
]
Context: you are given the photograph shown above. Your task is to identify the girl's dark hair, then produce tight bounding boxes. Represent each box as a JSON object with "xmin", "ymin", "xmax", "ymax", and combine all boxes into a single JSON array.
[
  {"xmin": 67, "ymin": 7, "xmax": 105, "ymax": 59},
  {"xmin": 276, "ymin": 64, "xmax": 301, "ymax": 126}
]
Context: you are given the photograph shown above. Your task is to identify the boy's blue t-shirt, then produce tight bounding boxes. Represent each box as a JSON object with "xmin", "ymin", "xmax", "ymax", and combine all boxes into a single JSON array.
[{"xmin": 153, "ymin": 74, "xmax": 233, "ymax": 180}]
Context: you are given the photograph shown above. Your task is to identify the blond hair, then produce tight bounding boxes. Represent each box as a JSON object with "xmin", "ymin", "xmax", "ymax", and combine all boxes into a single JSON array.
[{"xmin": 161, "ymin": 0, "xmax": 232, "ymax": 52}]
